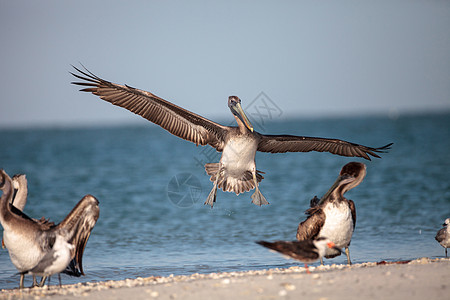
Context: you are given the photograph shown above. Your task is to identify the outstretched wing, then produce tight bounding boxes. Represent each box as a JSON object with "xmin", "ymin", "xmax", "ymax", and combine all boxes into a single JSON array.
[
  {"xmin": 71, "ymin": 66, "xmax": 228, "ymax": 150},
  {"xmin": 55, "ymin": 194, "xmax": 100, "ymax": 275},
  {"xmin": 257, "ymin": 134, "xmax": 392, "ymax": 160}
]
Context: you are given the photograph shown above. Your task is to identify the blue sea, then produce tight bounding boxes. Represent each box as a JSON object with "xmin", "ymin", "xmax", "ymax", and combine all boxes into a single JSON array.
[{"xmin": 1, "ymin": 113, "xmax": 449, "ymax": 289}]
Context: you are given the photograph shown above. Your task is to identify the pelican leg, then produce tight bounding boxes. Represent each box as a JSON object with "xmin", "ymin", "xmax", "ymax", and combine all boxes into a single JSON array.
[
  {"xmin": 32, "ymin": 275, "xmax": 38, "ymax": 287},
  {"xmin": 205, "ymin": 168, "xmax": 221, "ymax": 208},
  {"xmin": 445, "ymin": 248, "xmax": 448, "ymax": 258},
  {"xmin": 320, "ymin": 258, "xmax": 324, "ymax": 266},
  {"xmin": 250, "ymin": 172, "xmax": 269, "ymax": 206},
  {"xmin": 58, "ymin": 273, "xmax": 62, "ymax": 288},
  {"xmin": 345, "ymin": 247, "xmax": 352, "ymax": 265},
  {"xmin": 19, "ymin": 273, "xmax": 24, "ymax": 289},
  {"xmin": 39, "ymin": 276, "xmax": 47, "ymax": 288}
]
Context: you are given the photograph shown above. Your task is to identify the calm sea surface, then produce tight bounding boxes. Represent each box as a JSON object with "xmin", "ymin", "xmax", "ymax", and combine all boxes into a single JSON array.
[{"xmin": 1, "ymin": 113, "xmax": 449, "ymax": 289}]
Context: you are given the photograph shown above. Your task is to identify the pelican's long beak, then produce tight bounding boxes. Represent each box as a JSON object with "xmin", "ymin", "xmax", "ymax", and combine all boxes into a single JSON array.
[{"xmin": 231, "ymin": 102, "xmax": 253, "ymax": 132}]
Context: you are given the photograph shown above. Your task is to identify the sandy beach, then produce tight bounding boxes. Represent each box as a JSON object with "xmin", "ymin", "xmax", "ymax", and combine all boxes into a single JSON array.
[{"xmin": 1, "ymin": 257, "xmax": 448, "ymax": 300}]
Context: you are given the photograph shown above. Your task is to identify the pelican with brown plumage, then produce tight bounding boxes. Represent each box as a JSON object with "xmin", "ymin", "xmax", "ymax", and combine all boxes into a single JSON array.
[
  {"xmin": 71, "ymin": 66, "xmax": 391, "ymax": 207},
  {"xmin": 296, "ymin": 162, "xmax": 366, "ymax": 265},
  {"xmin": 0, "ymin": 169, "xmax": 100, "ymax": 289},
  {"xmin": 1, "ymin": 174, "xmax": 55, "ymax": 287}
]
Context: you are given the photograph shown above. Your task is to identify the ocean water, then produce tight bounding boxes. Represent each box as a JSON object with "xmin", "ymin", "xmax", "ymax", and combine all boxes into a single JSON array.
[{"xmin": 0, "ymin": 113, "xmax": 449, "ymax": 289}]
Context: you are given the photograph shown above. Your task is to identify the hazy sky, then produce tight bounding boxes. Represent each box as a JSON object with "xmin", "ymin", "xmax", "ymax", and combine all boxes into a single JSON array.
[{"xmin": 1, "ymin": 1, "xmax": 449, "ymax": 128}]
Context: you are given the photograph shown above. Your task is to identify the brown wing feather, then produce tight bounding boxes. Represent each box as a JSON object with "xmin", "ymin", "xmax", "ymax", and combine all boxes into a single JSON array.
[
  {"xmin": 348, "ymin": 199, "xmax": 356, "ymax": 229},
  {"xmin": 257, "ymin": 134, "xmax": 392, "ymax": 160},
  {"xmin": 55, "ymin": 194, "xmax": 100, "ymax": 275},
  {"xmin": 71, "ymin": 66, "xmax": 228, "ymax": 150},
  {"xmin": 296, "ymin": 210, "xmax": 325, "ymax": 241}
]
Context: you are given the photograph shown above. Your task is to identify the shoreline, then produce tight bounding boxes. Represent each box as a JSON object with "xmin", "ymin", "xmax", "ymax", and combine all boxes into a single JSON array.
[{"xmin": 1, "ymin": 257, "xmax": 448, "ymax": 300}]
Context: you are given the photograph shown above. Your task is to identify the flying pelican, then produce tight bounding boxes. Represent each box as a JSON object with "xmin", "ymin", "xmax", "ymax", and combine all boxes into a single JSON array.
[
  {"xmin": 71, "ymin": 66, "xmax": 391, "ymax": 207},
  {"xmin": 435, "ymin": 218, "xmax": 450, "ymax": 257},
  {"xmin": 21, "ymin": 233, "xmax": 74, "ymax": 288},
  {"xmin": 0, "ymin": 169, "xmax": 100, "ymax": 289},
  {"xmin": 256, "ymin": 237, "xmax": 341, "ymax": 273},
  {"xmin": 296, "ymin": 162, "xmax": 366, "ymax": 265}
]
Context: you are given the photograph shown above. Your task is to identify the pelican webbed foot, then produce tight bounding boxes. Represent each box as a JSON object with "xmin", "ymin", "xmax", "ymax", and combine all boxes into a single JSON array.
[
  {"xmin": 250, "ymin": 172, "xmax": 269, "ymax": 206},
  {"xmin": 251, "ymin": 188, "xmax": 269, "ymax": 206},
  {"xmin": 205, "ymin": 164, "xmax": 223, "ymax": 208},
  {"xmin": 205, "ymin": 184, "xmax": 218, "ymax": 208}
]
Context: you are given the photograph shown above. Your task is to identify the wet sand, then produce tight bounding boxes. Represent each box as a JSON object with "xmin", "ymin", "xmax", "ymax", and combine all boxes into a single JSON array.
[{"xmin": 1, "ymin": 258, "xmax": 448, "ymax": 300}]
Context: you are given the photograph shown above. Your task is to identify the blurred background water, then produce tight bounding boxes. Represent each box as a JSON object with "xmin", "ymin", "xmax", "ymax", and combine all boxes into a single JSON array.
[{"xmin": 0, "ymin": 113, "xmax": 449, "ymax": 289}]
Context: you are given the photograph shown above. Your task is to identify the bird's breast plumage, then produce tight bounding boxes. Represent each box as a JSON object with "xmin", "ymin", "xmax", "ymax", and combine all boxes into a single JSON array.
[
  {"xmin": 220, "ymin": 135, "xmax": 258, "ymax": 176},
  {"xmin": 319, "ymin": 202, "xmax": 354, "ymax": 252}
]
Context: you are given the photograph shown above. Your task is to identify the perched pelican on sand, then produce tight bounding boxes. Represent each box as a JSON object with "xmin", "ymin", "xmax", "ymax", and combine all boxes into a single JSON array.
[
  {"xmin": 0, "ymin": 170, "xmax": 100, "ymax": 289},
  {"xmin": 256, "ymin": 237, "xmax": 341, "ymax": 272},
  {"xmin": 435, "ymin": 218, "xmax": 450, "ymax": 257},
  {"xmin": 71, "ymin": 66, "xmax": 391, "ymax": 207},
  {"xmin": 296, "ymin": 162, "xmax": 366, "ymax": 265}
]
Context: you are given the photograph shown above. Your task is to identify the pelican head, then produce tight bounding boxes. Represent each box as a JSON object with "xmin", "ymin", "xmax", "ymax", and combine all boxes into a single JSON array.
[
  {"xmin": 338, "ymin": 162, "xmax": 367, "ymax": 192},
  {"xmin": 12, "ymin": 174, "xmax": 26, "ymax": 190},
  {"xmin": 228, "ymin": 96, "xmax": 253, "ymax": 132},
  {"xmin": 319, "ymin": 162, "xmax": 366, "ymax": 204}
]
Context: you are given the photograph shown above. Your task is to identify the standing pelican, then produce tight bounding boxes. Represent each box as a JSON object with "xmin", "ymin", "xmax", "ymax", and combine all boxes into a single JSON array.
[
  {"xmin": 435, "ymin": 218, "xmax": 450, "ymax": 257},
  {"xmin": 1, "ymin": 174, "xmax": 54, "ymax": 287},
  {"xmin": 71, "ymin": 66, "xmax": 391, "ymax": 207},
  {"xmin": 0, "ymin": 169, "xmax": 100, "ymax": 289},
  {"xmin": 296, "ymin": 162, "xmax": 366, "ymax": 265},
  {"xmin": 256, "ymin": 237, "xmax": 341, "ymax": 272},
  {"xmin": 4, "ymin": 174, "xmax": 85, "ymax": 283}
]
